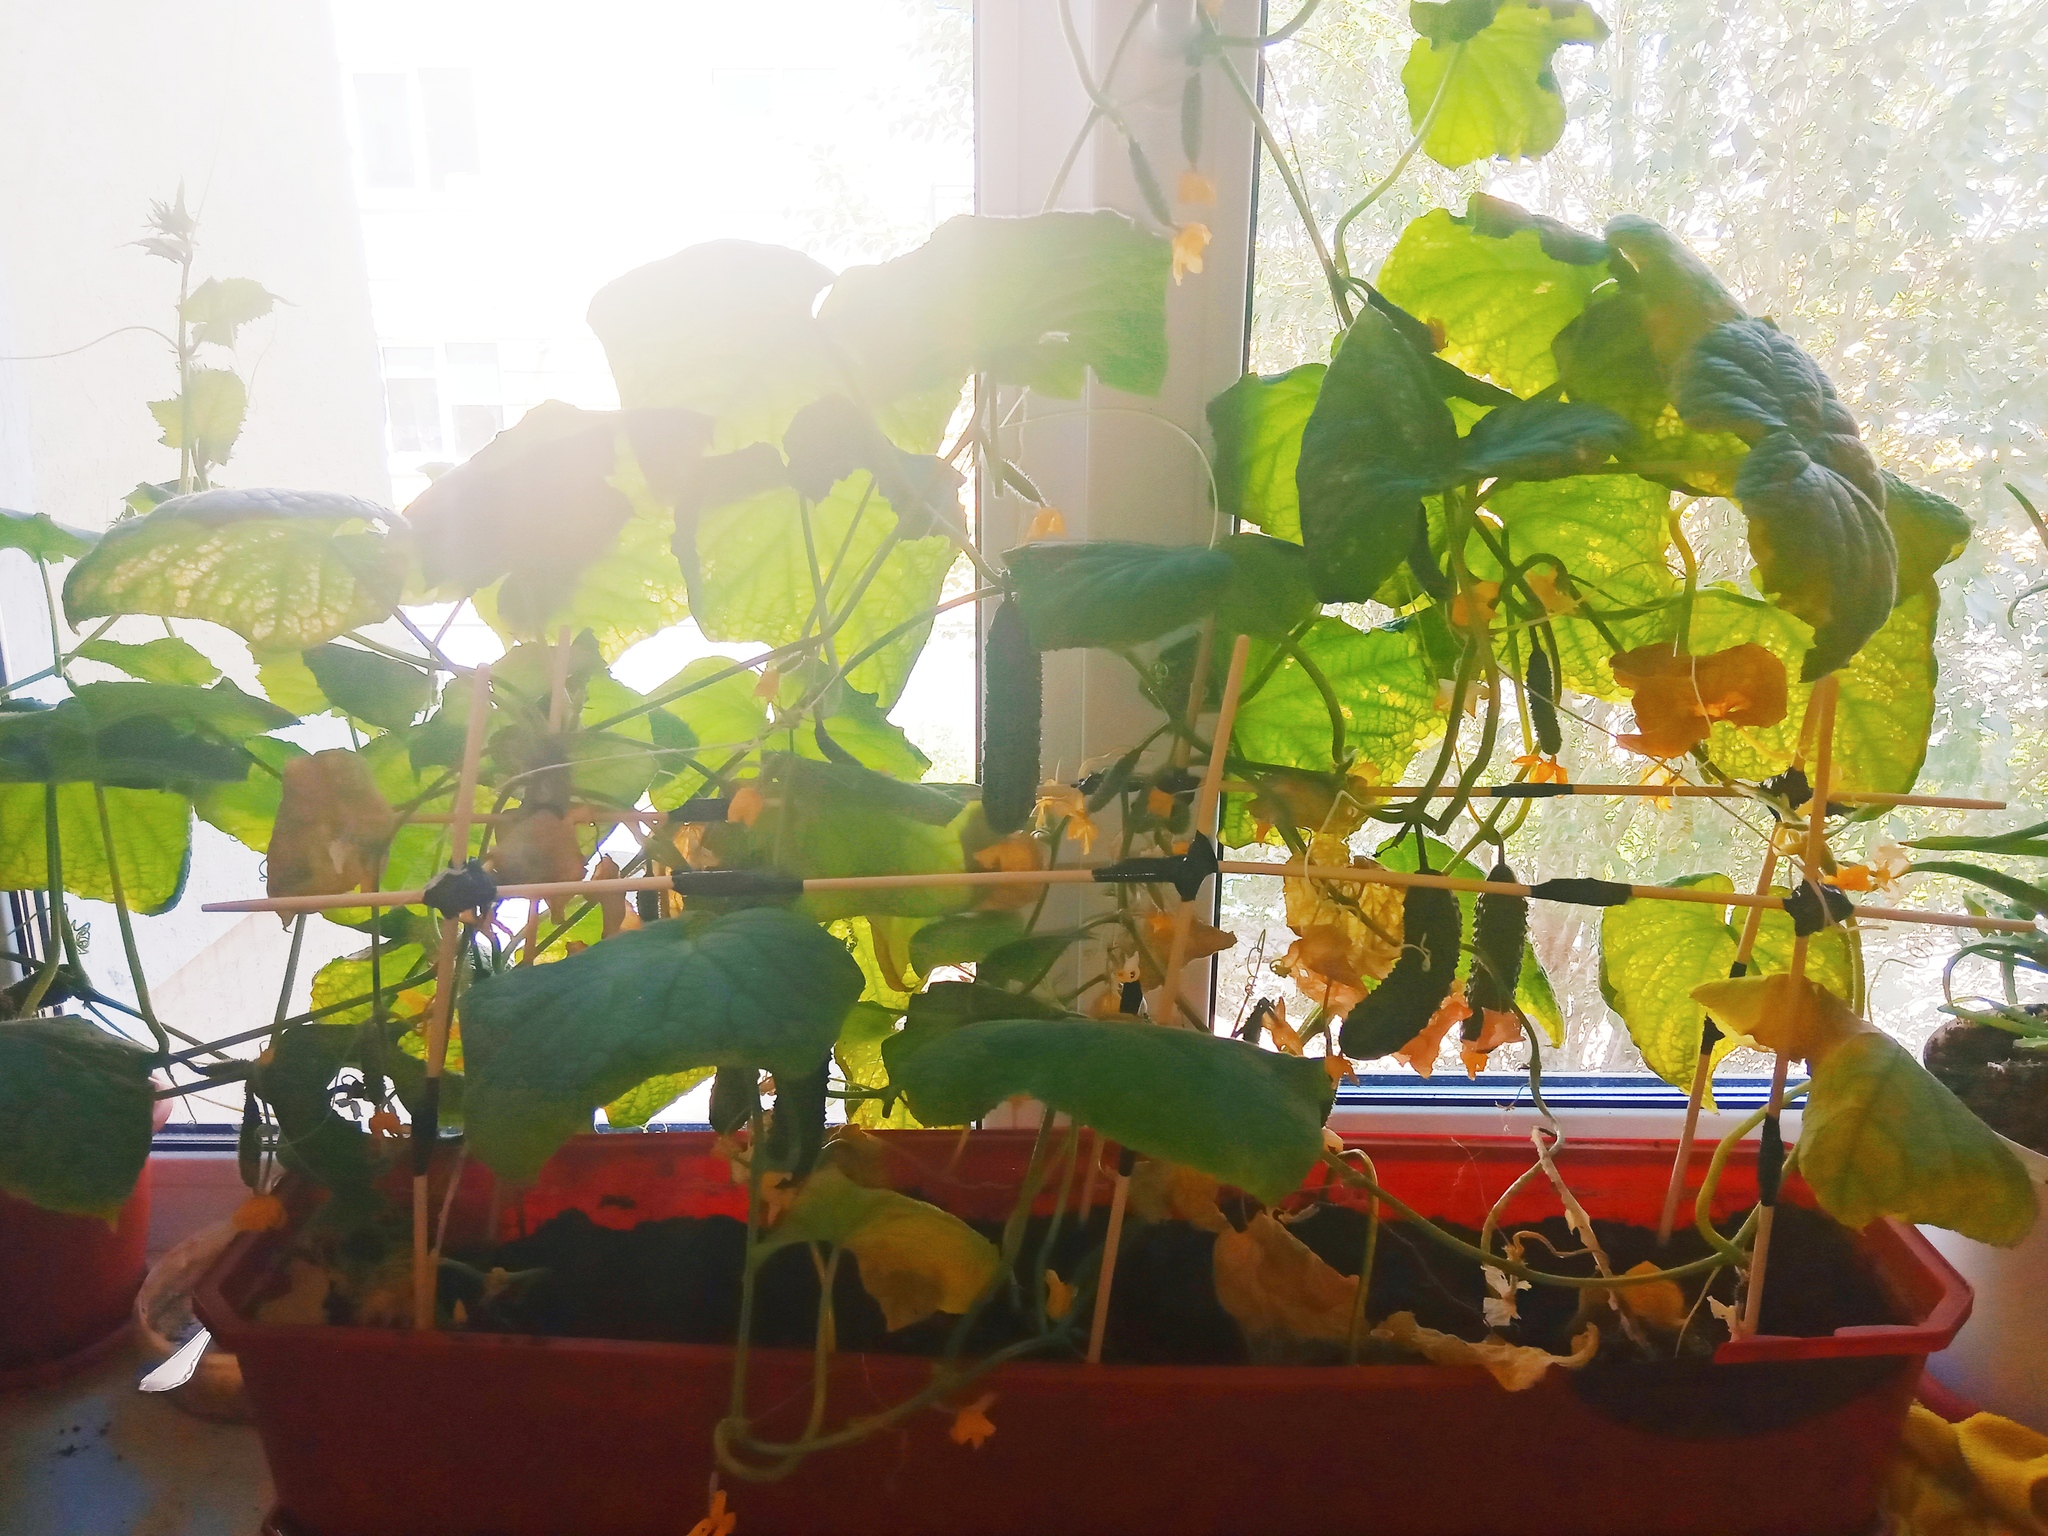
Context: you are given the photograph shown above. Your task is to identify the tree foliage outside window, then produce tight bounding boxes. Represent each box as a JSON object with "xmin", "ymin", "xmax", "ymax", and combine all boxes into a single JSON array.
[{"xmin": 1230, "ymin": 0, "xmax": 2048, "ymax": 1071}]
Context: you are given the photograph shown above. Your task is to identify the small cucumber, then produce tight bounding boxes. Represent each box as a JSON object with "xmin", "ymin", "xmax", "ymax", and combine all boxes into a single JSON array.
[
  {"xmin": 981, "ymin": 596, "xmax": 1043, "ymax": 834},
  {"xmin": 1467, "ymin": 862, "xmax": 1528, "ymax": 1023},
  {"xmin": 1526, "ymin": 645, "xmax": 1562, "ymax": 756},
  {"xmin": 1339, "ymin": 885, "xmax": 1461, "ymax": 1061}
]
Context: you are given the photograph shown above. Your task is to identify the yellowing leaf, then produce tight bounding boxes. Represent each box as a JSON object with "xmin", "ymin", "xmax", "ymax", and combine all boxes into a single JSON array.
[
  {"xmin": 1615, "ymin": 1260, "xmax": 1687, "ymax": 1332},
  {"xmin": 1212, "ymin": 1212, "xmax": 1358, "ymax": 1343},
  {"xmin": 1372, "ymin": 1310, "xmax": 1600, "ymax": 1391},
  {"xmin": 1281, "ymin": 834, "xmax": 1407, "ymax": 990},
  {"xmin": 1128, "ymin": 1161, "xmax": 1228, "ymax": 1231},
  {"xmin": 1689, "ymin": 973, "xmax": 1870, "ymax": 1066},
  {"xmin": 266, "ymin": 750, "xmax": 398, "ymax": 902},
  {"xmin": 757, "ymin": 1167, "xmax": 999, "ymax": 1331}
]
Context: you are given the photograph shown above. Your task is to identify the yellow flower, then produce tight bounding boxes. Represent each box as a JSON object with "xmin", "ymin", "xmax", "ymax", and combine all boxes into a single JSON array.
[
  {"xmin": 1045, "ymin": 1270, "xmax": 1076, "ymax": 1320},
  {"xmin": 232, "ymin": 1193, "xmax": 288, "ymax": 1233},
  {"xmin": 1147, "ymin": 786, "xmax": 1175, "ymax": 819},
  {"xmin": 1032, "ymin": 781, "xmax": 1098, "ymax": 854},
  {"xmin": 726, "ymin": 785, "xmax": 765, "ymax": 827},
  {"xmin": 1178, "ymin": 168, "xmax": 1217, "ymax": 205},
  {"xmin": 1025, "ymin": 505, "xmax": 1067, "ymax": 540},
  {"xmin": 1513, "ymin": 753, "xmax": 1568, "ymax": 786},
  {"xmin": 686, "ymin": 1488, "xmax": 737, "ymax": 1536},
  {"xmin": 1836, "ymin": 844, "xmax": 1910, "ymax": 893},
  {"xmin": 1638, "ymin": 762, "xmax": 1684, "ymax": 810},
  {"xmin": 751, "ymin": 665, "xmax": 781, "ymax": 701},
  {"xmin": 1449, "ymin": 580, "xmax": 1500, "ymax": 633},
  {"xmin": 1172, "ymin": 223, "xmax": 1211, "ymax": 283},
  {"xmin": 950, "ymin": 1393, "xmax": 997, "ymax": 1449},
  {"xmin": 1525, "ymin": 570, "xmax": 1578, "ymax": 615}
]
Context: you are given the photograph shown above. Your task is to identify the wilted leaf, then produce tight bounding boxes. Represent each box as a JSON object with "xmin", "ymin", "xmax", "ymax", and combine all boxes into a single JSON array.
[
  {"xmin": 1609, "ymin": 642, "xmax": 1787, "ymax": 758},
  {"xmin": 0, "ymin": 1017, "xmax": 157, "ymax": 1217},
  {"xmin": 1212, "ymin": 1211, "xmax": 1358, "ymax": 1343},
  {"xmin": 1676, "ymin": 319, "xmax": 1895, "ymax": 677},
  {"xmin": 266, "ymin": 750, "xmax": 399, "ymax": 902},
  {"xmin": 1373, "ymin": 1310, "xmax": 1599, "ymax": 1390},
  {"xmin": 63, "ymin": 488, "xmax": 406, "ymax": 649},
  {"xmin": 1402, "ymin": 1, "xmax": 1610, "ymax": 170},
  {"xmin": 1279, "ymin": 834, "xmax": 1409, "ymax": 1000},
  {"xmin": 757, "ymin": 1167, "xmax": 1000, "ymax": 1331},
  {"xmin": 1689, "ymin": 972, "xmax": 1867, "ymax": 1065}
]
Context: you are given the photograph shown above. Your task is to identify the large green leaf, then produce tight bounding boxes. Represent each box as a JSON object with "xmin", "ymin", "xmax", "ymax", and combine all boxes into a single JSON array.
[
  {"xmin": 892, "ymin": 1017, "xmax": 1335, "ymax": 1204},
  {"xmin": 1206, "ymin": 364, "xmax": 1325, "ymax": 543},
  {"xmin": 755, "ymin": 1168, "xmax": 997, "ymax": 1330},
  {"xmin": 192, "ymin": 736, "xmax": 306, "ymax": 853},
  {"xmin": 908, "ymin": 912, "xmax": 1028, "ymax": 973},
  {"xmin": 300, "ymin": 644, "xmax": 432, "ymax": 731},
  {"xmin": 1298, "ymin": 307, "xmax": 1460, "ymax": 604},
  {"xmin": 306, "ymin": 943, "xmax": 429, "ymax": 1027},
  {"xmin": 461, "ymin": 907, "xmax": 863, "ymax": 1180},
  {"xmin": 1676, "ymin": 320, "xmax": 1895, "ymax": 677},
  {"xmin": 819, "ymin": 212, "xmax": 1171, "ymax": 401},
  {"xmin": 0, "ymin": 507, "xmax": 96, "ymax": 562},
  {"xmin": 1685, "ymin": 585, "xmax": 1937, "ymax": 795},
  {"xmin": 1006, "ymin": 540, "xmax": 1233, "ymax": 650},
  {"xmin": 0, "ymin": 1018, "xmax": 157, "ymax": 1217},
  {"xmin": 686, "ymin": 476, "xmax": 957, "ymax": 707},
  {"xmin": 740, "ymin": 755, "xmax": 973, "ymax": 921},
  {"xmin": 604, "ymin": 1068, "xmax": 714, "ymax": 1130},
  {"xmin": 1468, "ymin": 472, "xmax": 1677, "ymax": 696},
  {"xmin": 649, "ymin": 659, "xmax": 771, "ymax": 809},
  {"xmin": 409, "ymin": 403, "xmax": 717, "ymax": 654},
  {"xmin": 0, "ymin": 784, "xmax": 191, "ymax": 914},
  {"xmin": 256, "ymin": 1023, "xmax": 375, "ymax": 1195},
  {"xmin": 1599, "ymin": 874, "xmax": 1854, "ymax": 1100},
  {"xmin": 1215, "ymin": 533, "xmax": 1322, "ymax": 641},
  {"xmin": 1233, "ymin": 616, "xmax": 1438, "ymax": 780},
  {"xmin": 148, "ymin": 366, "xmax": 247, "ymax": 471},
  {"xmin": 777, "ymin": 668, "xmax": 929, "ymax": 782},
  {"xmin": 1881, "ymin": 473, "xmax": 1972, "ymax": 600},
  {"xmin": 71, "ymin": 637, "xmax": 219, "ymax": 687},
  {"xmin": 1800, "ymin": 1032, "xmax": 2035, "ymax": 1246},
  {"xmin": 1402, "ymin": 1, "xmax": 1610, "ymax": 170},
  {"xmin": 63, "ymin": 489, "xmax": 406, "ymax": 649},
  {"xmin": 0, "ymin": 682, "xmax": 285, "ymax": 789},
  {"xmin": 587, "ymin": 241, "xmax": 840, "ymax": 449},
  {"xmin": 1377, "ymin": 199, "xmax": 1609, "ymax": 396}
]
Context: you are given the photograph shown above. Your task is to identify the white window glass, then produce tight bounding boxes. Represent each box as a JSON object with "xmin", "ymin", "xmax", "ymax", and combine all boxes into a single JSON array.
[
  {"xmin": 1231, "ymin": 2, "xmax": 2048, "ymax": 1079},
  {"xmin": 0, "ymin": 0, "xmax": 975, "ymax": 1126}
]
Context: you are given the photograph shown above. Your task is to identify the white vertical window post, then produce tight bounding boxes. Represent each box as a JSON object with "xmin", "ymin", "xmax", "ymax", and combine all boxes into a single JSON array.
[{"xmin": 976, "ymin": 0, "xmax": 1261, "ymax": 1026}]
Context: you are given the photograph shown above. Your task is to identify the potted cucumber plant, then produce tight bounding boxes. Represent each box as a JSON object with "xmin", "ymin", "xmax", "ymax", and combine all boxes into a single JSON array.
[{"xmin": 2, "ymin": 6, "xmax": 2035, "ymax": 1532}]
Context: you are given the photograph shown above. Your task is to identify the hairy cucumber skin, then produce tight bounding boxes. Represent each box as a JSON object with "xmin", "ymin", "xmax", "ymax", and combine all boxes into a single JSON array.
[
  {"xmin": 1526, "ymin": 646, "xmax": 1562, "ymax": 757},
  {"xmin": 1339, "ymin": 885, "xmax": 1461, "ymax": 1060},
  {"xmin": 1467, "ymin": 862, "xmax": 1528, "ymax": 1022},
  {"xmin": 981, "ymin": 597, "xmax": 1043, "ymax": 834}
]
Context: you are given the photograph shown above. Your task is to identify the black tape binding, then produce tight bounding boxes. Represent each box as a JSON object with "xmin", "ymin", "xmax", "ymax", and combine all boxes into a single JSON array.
[
  {"xmin": 1488, "ymin": 782, "xmax": 1575, "ymax": 799},
  {"xmin": 1782, "ymin": 880, "xmax": 1854, "ymax": 937},
  {"xmin": 422, "ymin": 859, "xmax": 497, "ymax": 916},
  {"xmin": 1528, "ymin": 877, "xmax": 1634, "ymax": 908},
  {"xmin": 1760, "ymin": 767, "xmax": 1813, "ymax": 815},
  {"xmin": 1119, "ymin": 979, "xmax": 1144, "ymax": 1015},
  {"xmin": 1092, "ymin": 833, "xmax": 1220, "ymax": 903},
  {"xmin": 669, "ymin": 868, "xmax": 806, "ymax": 901},
  {"xmin": 1757, "ymin": 1116, "xmax": 1786, "ymax": 1206}
]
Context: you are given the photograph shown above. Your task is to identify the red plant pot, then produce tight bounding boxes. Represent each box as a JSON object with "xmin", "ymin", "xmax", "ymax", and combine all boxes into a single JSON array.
[
  {"xmin": 199, "ymin": 1131, "xmax": 1968, "ymax": 1536},
  {"xmin": 0, "ymin": 1164, "xmax": 154, "ymax": 1388}
]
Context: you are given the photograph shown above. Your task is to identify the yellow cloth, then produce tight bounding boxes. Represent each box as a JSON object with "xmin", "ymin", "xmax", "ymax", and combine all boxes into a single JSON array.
[{"xmin": 1884, "ymin": 1403, "xmax": 2048, "ymax": 1535}]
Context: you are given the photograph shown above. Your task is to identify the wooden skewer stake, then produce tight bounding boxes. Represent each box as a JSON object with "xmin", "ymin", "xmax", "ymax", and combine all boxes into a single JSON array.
[
  {"xmin": 1737, "ymin": 674, "xmax": 1840, "ymax": 1338},
  {"xmin": 517, "ymin": 628, "xmax": 575, "ymax": 967},
  {"xmin": 1155, "ymin": 633, "xmax": 1253, "ymax": 1027},
  {"xmin": 411, "ymin": 662, "xmax": 493, "ymax": 1331},
  {"xmin": 1085, "ymin": 1145, "xmax": 1135, "ymax": 1365}
]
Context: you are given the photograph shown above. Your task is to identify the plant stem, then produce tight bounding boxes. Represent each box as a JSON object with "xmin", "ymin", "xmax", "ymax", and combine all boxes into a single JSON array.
[
  {"xmin": 1332, "ymin": 42, "xmax": 1466, "ymax": 280},
  {"xmin": 1211, "ymin": 40, "xmax": 1347, "ymax": 323},
  {"xmin": 92, "ymin": 782, "xmax": 168, "ymax": 1058}
]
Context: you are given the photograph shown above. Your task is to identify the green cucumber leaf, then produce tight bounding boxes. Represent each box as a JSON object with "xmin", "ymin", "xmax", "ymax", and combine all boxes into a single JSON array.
[
  {"xmin": 1459, "ymin": 397, "xmax": 1631, "ymax": 481},
  {"xmin": 739, "ymin": 756, "xmax": 972, "ymax": 921},
  {"xmin": 1, "ymin": 508, "xmax": 96, "ymax": 562},
  {"xmin": 1233, "ymin": 615, "xmax": 1438, "ymax": 781},
  {"xmin": 1402, "ymin": 0, "xmax": 1610, "ymax": 170},
  {"xmin": 148, "ymin": 367, "xmax": 247, "ymax": 470},
  {"xmin": 604, "ymin": 1068, "xmax": 714, "ymax": 1130},
  {"xmin": 70, "ymin": 637, "xmax": 219, "ymax": 687},
  {"xmin": 1676, "ymin": 319, "xmax": 1895, "ymax": 677},
  {"xmin": 1880, "ymin": 473, "xmax": 1972, "ymax": 599},
  {"xmin": 461, "ymin": 906, "xmax": 863, "ymax": 1181},
  {"xmin": 0, "ymin": 1018, "xmax": 156, "ymax": 1218},
  {"xmin": 1206, "ymin": 363, "xmax": 1325, "ymax": 543},
  {"xmin": 63, "ymin": 489, "xmax": 406, "ymax": 649},
  {"xmin": 300, "ymin": 644, "xmax": 432, "ymax": 731},
  {"xmin": 1006, "ymin": 540, "xmax": 1233, "ymax": 650},
  {"xmin": 1517, "ymin": 944, "xmax": 1564, "ymax": 1047},
  {"xmin": 1216, "ymin": 532, "xmax": 1322, "ymax": 640},
  {"xmin": 192, "ymin": 736, "xmax": 306, "ymax": 853},
  {"xmin": 834, "ymin": 1001, "xmax": 921, "ymax": 1130},
  {"xmin": 0, "ymin": 784, "xmax": 192, "ymax": 914},
  {"xmin": 1377, "ymin": 199, "xmax": 1608, "ymax": 395},
  {"xmin": 1801, "ymin": 1031, "xmax": 2035, "ymax": 1246},
  {"xmin": 892, "ymin": 1018, "xmax": 1335, "ymax": 1204},
  {"xmin": 908, "ymin": 912, "xmax": 1029, "ymax": 973},
  {"xmin": 179, "ymin": 276, "xmax": 280, "ymax": 348}
]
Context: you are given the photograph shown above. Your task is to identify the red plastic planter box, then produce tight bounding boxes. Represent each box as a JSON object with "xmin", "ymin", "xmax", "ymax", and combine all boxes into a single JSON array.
[
  {"xmin": 198, "ymin": 1131, "xmax": 1967, "ymax": 1536},
  {"xmin": 0, "ymin": 1164, "xmax": 153, "ymax": 1389}
]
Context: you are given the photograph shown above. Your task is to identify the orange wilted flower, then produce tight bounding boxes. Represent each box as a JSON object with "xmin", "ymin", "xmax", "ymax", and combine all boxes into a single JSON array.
[
  {"xmin": 726, "ymin": 784, "xmax": 765, "ymax": 826},
  {"xmin": 686, "ymin": 1488, "xmax": 737, "ymax": 1536},
  {"xmin": 1449, "ymin": 580, "xmax": 1500, "ymax": 632},
  {"xmin": 232, "ymin": 1193, "xmax": 288, "ymax": 1232},
  {"xmin": 1033, "ymin": 782, "xmax": 1098, "ymax": 854},
  {"xmin": 1638, "ymin": 762, "xmax": 1684, "ymax": 810},
  {"xmin": 1172, "ymin": 223, "xmax": 1211, "ymax": 283},
  {"xmin": 1025, "ymin": 505, "xmax": 1067, "ymax": 540},
  {"xmin": 1524, "ymin": 570, "xmax": 1577, "ymax": 615},
  {"xmin": 1044, "ymin": 1270, "xmax": 1076, "ymax": 1320},
  {"xmin": 1394, "ymin": 982, "xmax": 1470, "ymax": 1079},
  {"xmin": 1147, "ymin": 786, "xmax": 1175, "ymax": 819},
  {"xmin": 1178, "ymin": 169, "xmax": 1217, "ymax": 206},
  {"xmin": 1835, "ymin": 841, "xmax": 1911, "ymax": 892},
  {"xmin": 752, "ymin": 665, "xmax": 781, "ymax": 701},
  {"xmin": 950, "ymin": 1394, "xmax": 997, "ymax": 1449},
  {"xmin": 1459, "ymin": 1009, "xmax": 1524, "ymax": 1079},
  {"xmin": 1608, "ymin": 643, "xmax": 1788, "ymax": 759},
  {"xmin": 1513, "ymin": 752, "xmax": 1568, "ymax": 785}
]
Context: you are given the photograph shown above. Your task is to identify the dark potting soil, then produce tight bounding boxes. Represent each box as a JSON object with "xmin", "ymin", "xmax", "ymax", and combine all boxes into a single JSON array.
[
  {"xmin": 438, "ymin": 1198, "xmax": 1896, "ymax": 1369},
  {"xmin": 1925, "ymin": 1018, "xmax": 2048, "ymax": 1156}
]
